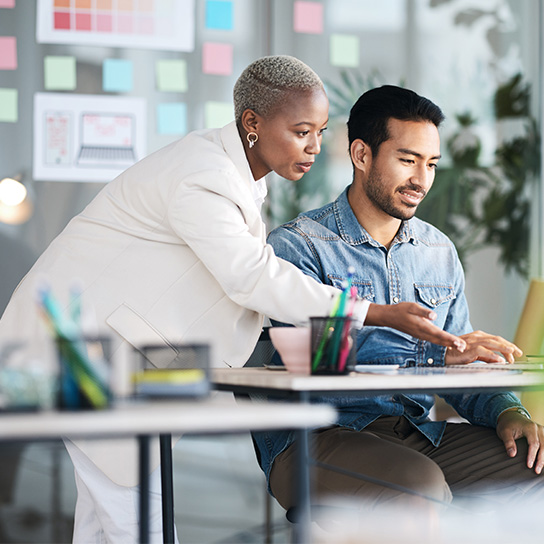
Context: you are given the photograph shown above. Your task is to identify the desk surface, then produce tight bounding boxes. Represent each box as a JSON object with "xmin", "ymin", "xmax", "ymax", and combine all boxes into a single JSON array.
[
  {"xmin": 213, "ymin": 367, "xmax": 544, "ymax": 395},
  {"xmin": 0, "ymin": 397, "xmax": 336, "ymax": 441}
]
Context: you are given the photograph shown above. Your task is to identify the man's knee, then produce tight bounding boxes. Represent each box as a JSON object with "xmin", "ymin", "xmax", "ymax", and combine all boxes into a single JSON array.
[{"xmin": 270, "ymin": 433, "xmax": 452, "ymax": 510}]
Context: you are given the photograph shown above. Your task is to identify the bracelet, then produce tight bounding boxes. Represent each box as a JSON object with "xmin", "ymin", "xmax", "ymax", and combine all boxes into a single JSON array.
[{"xmin": 503, "ymin": 407, "xmax": 531, "ymax": 420}]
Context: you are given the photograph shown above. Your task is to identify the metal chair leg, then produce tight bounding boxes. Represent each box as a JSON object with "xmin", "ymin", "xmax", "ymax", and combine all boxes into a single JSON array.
[{"xmin": 265, "ymin": 488, "xmax": 272, "ymax": 544}]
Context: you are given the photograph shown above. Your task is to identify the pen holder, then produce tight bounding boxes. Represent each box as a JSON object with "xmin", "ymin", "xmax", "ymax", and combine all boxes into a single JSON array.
[
  {"xmin": 133, "ymin": 343, "xmax": 210, "ymax": 399},
  {"xmin": 55, "ymin": 335, "xmax": 112, "ymax": 411},
  {"xmin": 310, "ymin": 316, "xmax": 356, "ymax": 375}
]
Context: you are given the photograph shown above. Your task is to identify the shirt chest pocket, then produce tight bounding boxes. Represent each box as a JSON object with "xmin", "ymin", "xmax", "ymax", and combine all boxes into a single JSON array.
[
  {"xmin": 414, "ymin": 283, "xmax": 455, "ymax": 326},
  {"xmin": 329, "ymin": 275, "xmax": 375, "ymax": 302}
]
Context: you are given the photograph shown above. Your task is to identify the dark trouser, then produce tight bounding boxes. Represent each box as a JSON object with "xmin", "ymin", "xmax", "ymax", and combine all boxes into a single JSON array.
[{"xmin": 270, "ymin": 416, "xmax": 544, "ymax": 512}]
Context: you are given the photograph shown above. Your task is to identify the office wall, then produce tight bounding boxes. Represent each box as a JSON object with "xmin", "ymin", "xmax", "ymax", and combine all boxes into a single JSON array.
[{"xmin": 0, "ymin": 0, "xmax": 541, "ymax": 340}]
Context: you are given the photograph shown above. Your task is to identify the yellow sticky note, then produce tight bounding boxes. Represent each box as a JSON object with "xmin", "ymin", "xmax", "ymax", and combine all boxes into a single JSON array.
[
  {"xmin": 330, "ymin": 34, "xmax": 360, "ymax": 68},
  {"xmin": 156, "ymin": 59, "xmax": 188, "ymax": 92},
  {"xmin": 44, "ymin": 56, "xmax": 77, "ymax": 91},
  {"xmin": 0, "ymin": 88, "xmax": 17, "ymax": 122},
  {"xmin": 205, "ymin": 101, "xmax": 234, "ymax": 129}
]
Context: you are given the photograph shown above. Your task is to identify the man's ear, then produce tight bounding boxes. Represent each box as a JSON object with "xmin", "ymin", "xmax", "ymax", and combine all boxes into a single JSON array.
[
  {"xmin": 240, "ymin": 109, "xmax": 261, "ymax": 135},
  {"xmin": 350, "ymin": 139, "xmax": 371, "ymax": 172}
]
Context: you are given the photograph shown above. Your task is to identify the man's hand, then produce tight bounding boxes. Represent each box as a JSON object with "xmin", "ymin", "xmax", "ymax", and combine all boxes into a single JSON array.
[
  {"xmin": 496, "ymin": 410, "xmax": 544, "ymax": 474},
  {"xmin": 365, "ymin": 302, "xmax": 466, "ymax": 352},
  {"xmin": 444, "ymin": 331, "xmax": 522, "ymax": 365}
]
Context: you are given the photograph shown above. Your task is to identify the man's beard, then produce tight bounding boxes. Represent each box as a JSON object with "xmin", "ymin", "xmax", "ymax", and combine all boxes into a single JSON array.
[{"xmin": 365, "ymin": 166, "xmax": 425, "ymax": 221}]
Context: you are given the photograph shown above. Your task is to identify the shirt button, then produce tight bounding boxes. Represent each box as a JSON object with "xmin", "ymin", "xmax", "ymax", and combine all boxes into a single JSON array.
[
  {"xmin": 427, "ymin": 358, "xmax": 434, "ymax": 365},
  {"xmin": 392, "ymin": 296, "xmax": 399, "ymax": 303},
  {"xmin": 430, "ymin": 298, "xmax": 437, "ymax": 305}
]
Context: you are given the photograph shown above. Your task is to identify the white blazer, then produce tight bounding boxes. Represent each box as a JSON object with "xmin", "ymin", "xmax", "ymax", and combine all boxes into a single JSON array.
[{"xmin": 0, "ymin": 122, "xmax": 338, "ymax": 485}]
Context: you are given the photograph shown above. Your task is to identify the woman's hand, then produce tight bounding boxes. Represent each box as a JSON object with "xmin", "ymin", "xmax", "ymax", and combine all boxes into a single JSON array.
[
  {"xmin": 444, "ymin": 331, "xmax": 522, "ymax": 365},
  {"xmin": 365, "ymin": 302, "xmax": 466, "ymax": 351}
]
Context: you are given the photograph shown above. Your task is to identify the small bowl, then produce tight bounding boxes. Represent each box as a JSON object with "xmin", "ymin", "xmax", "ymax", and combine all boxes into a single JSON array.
[{"xmin": 269, "ymin": 327, "xmax": 311, "ymax": 375}]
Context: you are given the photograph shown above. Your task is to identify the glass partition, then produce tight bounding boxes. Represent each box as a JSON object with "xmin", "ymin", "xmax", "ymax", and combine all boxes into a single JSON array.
[{"xmin": 0, "ymin": 0, "xmax": 541, "ymax": 339}]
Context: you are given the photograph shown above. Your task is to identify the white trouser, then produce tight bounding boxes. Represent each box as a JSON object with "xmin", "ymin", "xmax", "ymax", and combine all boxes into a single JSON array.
[{"xmin": 64, "ymin": 439, "xmax": 179, "ymax": 544}]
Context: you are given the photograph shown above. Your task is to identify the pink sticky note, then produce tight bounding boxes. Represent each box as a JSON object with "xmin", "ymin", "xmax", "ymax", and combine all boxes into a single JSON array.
[
  {"xmin": 0, "ymin": 0, "xmax": 16, "ymax": 8},
  {"xmin": 0, "ymin": 36, "xmax": 17, "ymax": 70},
  {"xmin": 202, "ymin": 42, "xmax": 233, "ymax": 76},
  {"xmin": 294, "ymin": 1, "xmax": 323, "ymax": 34}
]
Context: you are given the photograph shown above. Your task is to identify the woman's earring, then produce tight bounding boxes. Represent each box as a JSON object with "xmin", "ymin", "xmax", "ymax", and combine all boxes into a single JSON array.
[{"xmin": 247, "ymin": 132, "xmax": 258, "ymax": 149}]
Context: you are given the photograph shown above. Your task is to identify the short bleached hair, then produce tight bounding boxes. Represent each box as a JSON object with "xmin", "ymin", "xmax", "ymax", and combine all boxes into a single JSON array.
[{"xmin": 233, "ymin": 55, "xmax": 324, "ymax": 122}]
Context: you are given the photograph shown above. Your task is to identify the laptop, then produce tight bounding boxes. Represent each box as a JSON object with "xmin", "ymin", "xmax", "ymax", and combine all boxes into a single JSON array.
[
  {"xmin": 77, "ymin": 112, "xmax": 136, "ymax": 168},
  {"xmin": 355, "ymin": 361, "xmax": 544, "ymax": 374}
]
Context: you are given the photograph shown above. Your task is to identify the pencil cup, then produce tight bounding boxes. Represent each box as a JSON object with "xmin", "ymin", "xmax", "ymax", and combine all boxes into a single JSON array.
[
  {"xmin": 133, "ymin": 343, "xmax": 210, "ymax": 398},
  {"xmin": 310, "ymin": 316, "xmax": 356, "ymax": 375},
  {"xmin": 55, "ymin": 335, "xmax": 112, "ymax": 411}
]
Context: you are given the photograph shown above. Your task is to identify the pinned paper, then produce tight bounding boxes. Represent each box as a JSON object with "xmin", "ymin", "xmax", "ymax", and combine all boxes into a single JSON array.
[
  {"xmin": 206, "ymin": 0, "xmax": 233, "ymax": 30},
  {"xmin": 294, "ymin": 1, "xmax": 323, "ymax": 34},
  {"xmin": 156, "ymin": 59, "xmax": 188, "ymax": 92},
  {"xmin": 157, "ymin": 102, "xmax": 187, "ymax": 135},
  {"xmin": 205, "ymin": 101, "xmax": 233, "ymax": 129},
  {"xmin": 330, "ymin": 34, "xmax": 359, "ymax": 68},
  {"xmin": 0, "ymin": 37, "xmax": 17, "ymax": 70},
  {"xmin": 103, "ymin": 59, "xmax": 134, "ymax": 93},
  {"xmin": 0, "ymin": 0, "xmax": 15, "ymax": 8},
  {"xmin": 44, "ymin": 56, "xmax": 77, "ymax": 90},
  {"xmin": 0, "ymin": 88, "xmax": 17, "ymax": 122},
  {"xmin": 202, "ymin": 42, "xmax": 233, "ymax": 75}
]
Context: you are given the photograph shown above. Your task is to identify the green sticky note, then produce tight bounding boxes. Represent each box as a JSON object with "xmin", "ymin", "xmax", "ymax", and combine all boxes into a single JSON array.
[
  {"xmin": 0, "ymin": 88, "xmax": 17, "ymax": 122},
  {"xmin": 205, "ymin": 101, "xmax": 234, "ymax": 129},
  {"xmin": 330, "ymin": 34, "xmax": 359, "ymax": 68},
  {"xmin": 44, "ymin": 56, "xmax": 77, "ymax": 91},
  {"xmin": 156, "ymin": 59, "xmax": 187, "ymax": 92}
]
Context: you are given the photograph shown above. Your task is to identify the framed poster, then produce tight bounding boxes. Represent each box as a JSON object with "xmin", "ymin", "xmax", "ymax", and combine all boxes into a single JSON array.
[
  {"xmin": 36, "ymin": 0, "xmax": 195, "ymax": 52},
  {"xmin": 33, "ymin": 93, "xmax": 147, "ymax": 182}
]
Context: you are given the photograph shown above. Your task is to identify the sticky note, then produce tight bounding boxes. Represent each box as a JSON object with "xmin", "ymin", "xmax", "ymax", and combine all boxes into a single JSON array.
[
  {"xmin": 330, "ymin": 34, "xmax": 359, "ymax": 68},
  {"xmin": 0, "ymin": 0, "xmax": 16, "ymax": 8},
  {"xmin": 202, "ymin": 42, "xmax": 233, "ymax": 76},
  {"xmin": 156, "ymin": 59, "xmax": 187, "ymax": 92},
  {"xmin": 205, "ymin": 101, "xmax": 233, "ymax": 129},
  {"xmin": 0, "ymin": 88, "xmax": 17, "ymax": 122},
  {"xmin": 157, "ymin": 102, "xmax": 187, "ymax": 135},
  {"xmin": 294, "ymin": 1, "xmax": 323, "ymax": 34},
  {"xmin": 103, "ymin": 58, "xmax": 133, "ymax": 92},
  {"xmin": 44, "ymin": 56, "xmax": 77, "ymax": 90},
  {"xmin": 0, "ymin": 37, "xmax": 17, "ymax": 70},
  {"xmin": 206, "ymin": 0, "xmax": 233, "ymax": 30}
]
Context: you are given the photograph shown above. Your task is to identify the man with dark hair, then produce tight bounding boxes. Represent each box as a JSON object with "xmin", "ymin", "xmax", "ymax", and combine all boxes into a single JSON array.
[{"xmin": 253, "ymin": 85, "xmax": 544, "ymax": 515}]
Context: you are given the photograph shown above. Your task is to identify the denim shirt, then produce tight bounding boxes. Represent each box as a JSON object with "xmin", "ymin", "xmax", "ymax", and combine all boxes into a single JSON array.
[{"xmin": 252, "ymin": 187, "xmax": 525, "ymax": 489}]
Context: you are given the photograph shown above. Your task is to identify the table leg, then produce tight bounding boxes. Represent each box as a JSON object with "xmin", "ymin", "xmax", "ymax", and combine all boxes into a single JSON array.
[
  {"xmin": 139, "ymin": 435, "xmax": 150, "ymax": 544},
  {"xmin": 292, "ymin": 391, "xmax": 312, "ymax": 544},
  {"xmin": 160, "ymin": 434, "xmax": 175, "ymax": 543},
  {"xmin": 292, "ymin": 427, "xmax": 311, "ymax": 543}
]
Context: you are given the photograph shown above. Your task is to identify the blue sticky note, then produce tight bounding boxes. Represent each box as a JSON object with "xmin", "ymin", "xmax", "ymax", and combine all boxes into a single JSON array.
[
  {"xmin": 206, "ymin": 0, "xmax": 233, "ymax": 30},
  {"xmin": 103, "ymin": 59, "xmax": 133, "ymax": 93},
  {"xmin": 157, "ymin": 103, "xmax": 187, "ymax": 135}
]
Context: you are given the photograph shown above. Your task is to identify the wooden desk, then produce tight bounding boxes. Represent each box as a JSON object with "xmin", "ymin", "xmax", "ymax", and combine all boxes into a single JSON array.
[{"xmin": 0, "ymin": 397, "xmax": 336, "ymax": 543}]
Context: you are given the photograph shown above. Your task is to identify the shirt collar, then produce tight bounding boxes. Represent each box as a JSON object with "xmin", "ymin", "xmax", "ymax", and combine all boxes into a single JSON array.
[{"xmin": 333, "ymin": 186, "xmax": 419, "ymax": 246}]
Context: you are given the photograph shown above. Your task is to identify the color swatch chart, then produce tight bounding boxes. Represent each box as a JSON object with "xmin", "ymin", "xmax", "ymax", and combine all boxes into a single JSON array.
[{"xmin": 36, "ymin": 0, "xmax": 195, "ymax": 51}]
